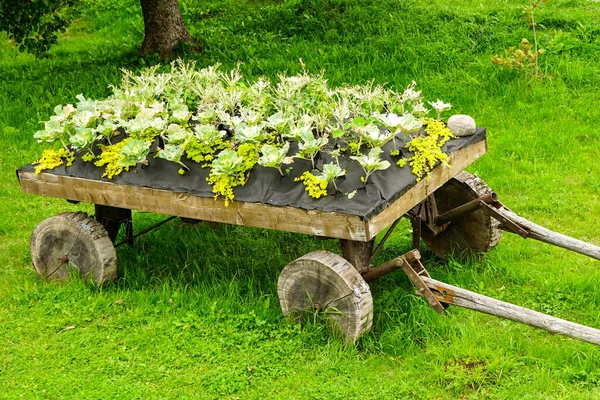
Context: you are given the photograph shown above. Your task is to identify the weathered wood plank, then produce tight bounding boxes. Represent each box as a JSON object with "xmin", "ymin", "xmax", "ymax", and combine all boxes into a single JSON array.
[
  {"xmin": 18, "ymin": 171, "xmax": 370, "ymax": 240},
  {"xmin": 495, "ymin": 207, "xmax": 600, "ymax": 260},
  {"xmin": 366, "ymin": 140, "xmax": 487, "ymax": 240},
  {"xmin": 422, "ymin": 276, "xmax": 600, "ymax": 346}
]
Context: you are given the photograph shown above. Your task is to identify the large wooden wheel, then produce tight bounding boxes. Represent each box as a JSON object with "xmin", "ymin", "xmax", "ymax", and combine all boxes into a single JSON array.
[
  {"xmin": 278, "ymin": 251, "xmax": 373, "ymax": 342},
  {"xmin": 422, "ymin": 172, "xmax": 502, "ymax": 259},
  {"xmin": 30, "ymin": 212, "xmax": 117, "ymax": 284}
]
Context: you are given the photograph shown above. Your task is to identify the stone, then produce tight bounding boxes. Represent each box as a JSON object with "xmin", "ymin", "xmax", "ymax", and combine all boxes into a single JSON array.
[{"xmin": 447, "ymin": 114, "xmax": 476, "ymax": 137}]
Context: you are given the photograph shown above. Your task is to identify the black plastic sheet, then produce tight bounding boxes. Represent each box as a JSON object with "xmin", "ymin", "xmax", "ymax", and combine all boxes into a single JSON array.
[{"xmin": 18, "ymin": 129, "xmax": 486, "ymax": 219}]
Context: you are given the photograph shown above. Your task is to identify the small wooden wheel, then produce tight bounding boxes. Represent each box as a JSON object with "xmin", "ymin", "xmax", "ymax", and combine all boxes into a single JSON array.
[
  {"xmin": 422, "ymin": 172, "xmax": 502, "ymax": 259},
  {"xmin": 278, "ymin": 250, "xmax": 373, "ymax": 342},
  {"xmin": 30, "ymin": 212, "xmax": 117, "ymax": 284}
]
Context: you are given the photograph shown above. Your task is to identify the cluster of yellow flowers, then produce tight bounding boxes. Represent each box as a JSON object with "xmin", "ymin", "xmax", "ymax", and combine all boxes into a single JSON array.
[
  {"xmin": 207, "ymin": 174, "xmax": 237, "ymax": 207},
  {"xmin": 185, "ymin": 137, "xmax": 226, "ymax": 165},
  {"xmin": 294, "ymin": 171, "xmax": 328, "ymax": 199},
  {"xmin": 207, "ymin": 143, "xmax": 260, "ymax": 206},
  {"xmin": 93, "ymin": 139, "xmax": 132, "ymax": 179},
  {"xmin": 397, "ymin": 119, "xmax": 455, "ymax": 181},
  {"xmin": 34, "ymin": 148, "xmax": 75, "ymax": 174}
]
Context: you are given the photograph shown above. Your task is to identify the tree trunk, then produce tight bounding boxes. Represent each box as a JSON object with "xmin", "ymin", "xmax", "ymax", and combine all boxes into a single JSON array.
[{"xmin": 139, "ymin": 0, "xmax": 195, "ymax": 58}]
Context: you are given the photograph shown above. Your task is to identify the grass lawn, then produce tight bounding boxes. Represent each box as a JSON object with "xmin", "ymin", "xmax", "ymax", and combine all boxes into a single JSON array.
[{"xmin": 1, "ymin": 0, "xmax": 600, "ymax": 398}]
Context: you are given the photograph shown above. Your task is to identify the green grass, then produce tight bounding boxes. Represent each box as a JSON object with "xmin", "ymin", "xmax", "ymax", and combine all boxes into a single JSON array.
[{"xmin": 2, "ymin": 0, "xmax": 600, "ymax": 398}]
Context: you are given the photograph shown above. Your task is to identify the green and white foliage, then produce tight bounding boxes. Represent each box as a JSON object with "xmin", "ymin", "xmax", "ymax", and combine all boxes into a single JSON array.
[
  {"xmin": 350, "ymin": 147, "xmax": 391, "ymax": 184},
  {"xmin": 33, "ymin": 60, "xmax": 455, "ymax": 202},
  {"xmin": 120, "ymin": 139, "xmax": 151, "ymax": 166},
  {"xmin": 319, "ymin": 162, "xmax": 346, "ymax": 190},
  {"xmin": 258, "ymin": 143, "xmax": 293, "ymax": 175},
  {"xmin": 211, "ymin": 149, "xmax": 243, "ymax": 176},
  {"xmin": 296, "ymin": 129, "xmax": 329, "ymax": 169}
]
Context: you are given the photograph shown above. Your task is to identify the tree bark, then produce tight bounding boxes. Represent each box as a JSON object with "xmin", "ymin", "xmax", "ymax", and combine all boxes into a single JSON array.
[{"xmin": 139, "ymin": 0, "xmax": 195, "ymax": 58}]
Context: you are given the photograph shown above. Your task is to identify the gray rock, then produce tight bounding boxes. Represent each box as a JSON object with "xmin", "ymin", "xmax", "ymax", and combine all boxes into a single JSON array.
[{"xmin": 447, "ymin": 114, "xmax": 476, "ymax": 137}]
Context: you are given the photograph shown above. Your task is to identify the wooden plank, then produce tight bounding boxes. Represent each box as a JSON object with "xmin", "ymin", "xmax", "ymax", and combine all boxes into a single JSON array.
[
  {"xmin": 421, "ymin": 276, "xmax": 600, "ymax": 346},
  {"xmin": 494, "ymin": 206, "xmax": 600, "ymax": 260},
  {"xmin": 18, "ymin": 170, "xmax": 370, "ymax": 241},
  {"xmin": 366, "ymin": 140, "xmax": 487, "ymax": 240}
]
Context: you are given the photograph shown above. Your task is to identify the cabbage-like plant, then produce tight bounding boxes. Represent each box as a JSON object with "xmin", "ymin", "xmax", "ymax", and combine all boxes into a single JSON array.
[
  {"xmin": 296, "ymin": 129, "xmax": 328, "ymax": 169},
  {"xmin": 234, "ymin": 123, "xmax": 269, "ymax": 144},
  {"xmin": 164, "ymin": 123, "xmax": 191, "ymax": 145},
  {"xmin": 355, "ymin": 123, "xmax": 394, "ymax": 148},
  {"xmin": 34, "ymin": 119, "xmax": 68, "ymax": 148},
  {"xmin": 350, "ymin": 147, "xmax": 390, "ymax": 184},
  {"xmin": 119, "ymin": 139, "xmax": 151, "ymax": 167},
  {"xmin": 94, "ymin": 120, "xmax": 119, "ymax": 144},
  {"xmin": 428, "ymin": 99, "xmax": 452, "ymax": 119},
  {"xmin": 170, "ymin": 104, "xmax": 191, "ymax": 124},
  {"xmin": 69, "ymin": 127, "xmax": 95, "ymax": 152},
  {"xmin": 211, "ymin": 149, "xmax": 242, "ymax": 176},
  {"xmin": 258, "ymin": 142, "xmax": 292, "ymax": 175},
  {"xmin": 193, "ymin": 124, "xmax": 225, "ymax": 145},
  {"xmin": 157, "ymin": 144, "xmax": 188, "ymax": 171},
  {"xmin": 319, "ymin": 162, "xmax": 346, "ymax": 191}
]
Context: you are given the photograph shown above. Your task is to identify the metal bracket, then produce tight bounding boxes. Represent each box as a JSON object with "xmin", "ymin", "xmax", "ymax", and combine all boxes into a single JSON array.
[
  {"xmin": 479, "ymin": 202, "xmax": 529, "ymax": 238},
  {"xmin": 399, "ymin": 250, "xmax": 448, "ymax": 313}
]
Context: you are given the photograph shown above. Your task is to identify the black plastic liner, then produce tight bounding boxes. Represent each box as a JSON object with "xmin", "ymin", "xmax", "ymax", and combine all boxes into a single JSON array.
[{"xmin": 18, "ymin": 129, "xmax": 485, "ymax": 220}]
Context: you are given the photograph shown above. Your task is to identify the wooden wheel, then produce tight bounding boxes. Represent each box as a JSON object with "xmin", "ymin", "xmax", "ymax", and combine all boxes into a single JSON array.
[
  {"xmin": 422, "ymin": 172, "xmax": 502, "ymax": 259},
  {"xmin": 30, "ymin": 212, "xmax": 117, "ymax": 284},
  {"xmin": 278, "ymin": 250, "xmax": 373, "ymax": 342}
]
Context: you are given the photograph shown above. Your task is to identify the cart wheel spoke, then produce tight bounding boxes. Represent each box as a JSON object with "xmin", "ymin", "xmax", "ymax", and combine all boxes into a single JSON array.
[
  {"xmin": 30, "ymin": 212, "xmax": 117, "ymax": 284},
  {"xmin": 278, "ymin": 250, "xmax": 373, "ymax": 342}
]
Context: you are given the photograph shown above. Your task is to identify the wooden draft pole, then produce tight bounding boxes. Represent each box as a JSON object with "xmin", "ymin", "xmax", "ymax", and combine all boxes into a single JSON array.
[
  {"xmin": 433, "ymin": 192, "xmax": 600, "ymax": 261},
  {"xmin": 493, "ymin": 206, "xmax": 600, "ymax": 261},
  {"xmin": 372, "ymin": 250, "xmax": 600, "ymax": 346},
  {"xmin": 422, "ymin": 276, "xmax": 600, "ymax": 346}
]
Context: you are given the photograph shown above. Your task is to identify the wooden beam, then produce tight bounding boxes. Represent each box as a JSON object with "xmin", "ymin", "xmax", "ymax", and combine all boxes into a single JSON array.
[
  {"xmin": 494, "ymin": 206, "xmax": 600, "ymax": 260},
  {"xmin": 18, "ymin": 170, "xmax": 370, "ymax": 241},
  {"xmin": 366, "ymin": 140, "xmax": 487, "ymax": 240},
  {"xmin": 422, "ymin": 276, "xmax": 600, "ymax": 346}
]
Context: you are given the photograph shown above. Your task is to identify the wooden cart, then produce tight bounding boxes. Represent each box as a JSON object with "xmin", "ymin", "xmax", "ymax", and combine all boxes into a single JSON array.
[{"xmin": 17, "ymin": 135, "xmax": 600, "ymax": 344}]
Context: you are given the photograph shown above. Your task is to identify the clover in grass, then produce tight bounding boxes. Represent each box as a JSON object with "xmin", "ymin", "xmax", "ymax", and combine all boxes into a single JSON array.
[
  {"xmin": 258, "ymin": 142, "xmax": 293, "ymax": 175},
  {"xmin": 350, "ymin": 147, "xmax": 391, "ymax": 184}
]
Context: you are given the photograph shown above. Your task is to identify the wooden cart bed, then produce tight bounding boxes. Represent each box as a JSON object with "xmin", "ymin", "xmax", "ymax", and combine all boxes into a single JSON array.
[{"xmin": 17, "ymin": 138, "xmax": 486, "ymax": 241}]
